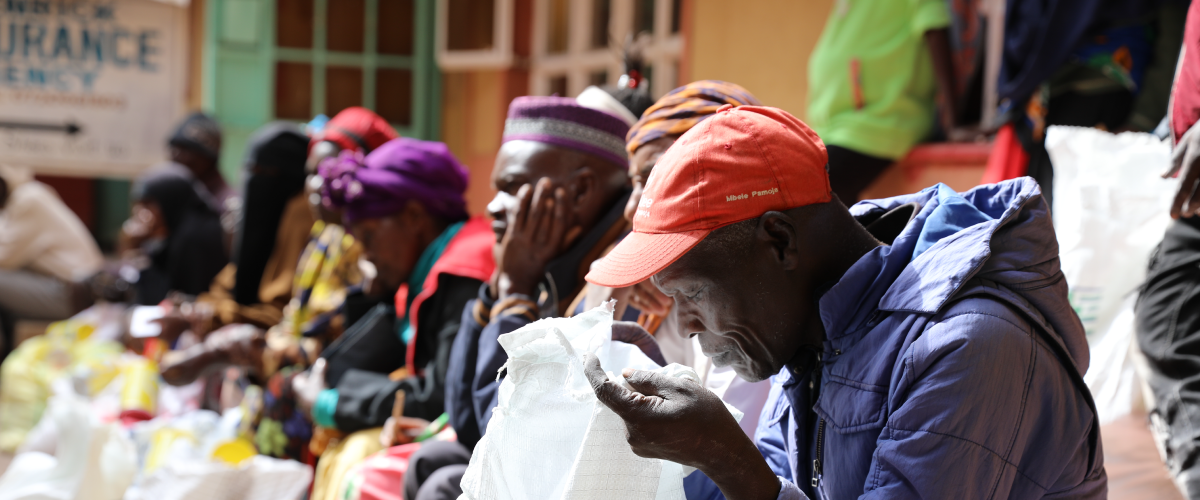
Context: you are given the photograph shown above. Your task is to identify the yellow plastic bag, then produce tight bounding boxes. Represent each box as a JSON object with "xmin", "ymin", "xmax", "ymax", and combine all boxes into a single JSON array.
[{"xmin": 0, "ymin": 319, "xmax": 122, "ymax": 451}]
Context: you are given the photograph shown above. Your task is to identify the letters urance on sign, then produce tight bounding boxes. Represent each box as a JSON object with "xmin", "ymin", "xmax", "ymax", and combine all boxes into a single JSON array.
[{"xmin": 0, "ymin": 1, "xmax": 160, "ymax": 93}]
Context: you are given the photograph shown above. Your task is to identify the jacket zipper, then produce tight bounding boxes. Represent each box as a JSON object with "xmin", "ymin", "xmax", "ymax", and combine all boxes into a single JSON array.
[
  {"xmin": 812, "ymin": 348, "xmax": 825, "ymax": 490},
  {"xmin": 812, "ymin": 417, "xmax": 826, "ymax": 488}
]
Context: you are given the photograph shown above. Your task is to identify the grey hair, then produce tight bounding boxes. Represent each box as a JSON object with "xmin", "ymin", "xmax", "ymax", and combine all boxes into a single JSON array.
[{"xmin": 699, "ymin": 218, "xmax": 759, "ymax": 257}]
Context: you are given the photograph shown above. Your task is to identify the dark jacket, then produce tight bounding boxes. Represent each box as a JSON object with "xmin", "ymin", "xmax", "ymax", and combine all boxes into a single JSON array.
[
  {"xmin": 326, "ymin": 217, "xmax": 496, "ymax": 431},
  {"xmin": 691, "ymin": 179, "xmax": 1105, "ymax": 499},
  {"xmin": 446, "ymin": 193, "xmax": 630, "ymax": 450}
]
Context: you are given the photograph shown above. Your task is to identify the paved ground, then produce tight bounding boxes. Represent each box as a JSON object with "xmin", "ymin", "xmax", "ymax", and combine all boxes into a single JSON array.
[
  {"xmin": 0, "ymin": 324, "xmax": 1185, "ymax": 498},
  {"xmin": 1103, "ymin": 412, "xmax": 1182, "ymax": 499}
]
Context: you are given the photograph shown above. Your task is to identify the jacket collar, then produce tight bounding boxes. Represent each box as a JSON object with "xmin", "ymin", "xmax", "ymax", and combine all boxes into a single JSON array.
[
  {"xmin": 544, "ymin": 189, "xmax": 632, "ymax": 316},
  {"xmin": 818, "ymin": 179, "xmax": 1043, "ymax": 348}
]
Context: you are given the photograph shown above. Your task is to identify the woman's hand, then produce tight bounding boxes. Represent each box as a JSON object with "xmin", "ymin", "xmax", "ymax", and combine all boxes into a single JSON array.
[{"xmin": 379, "ymin": 416, "xmax": 432, "ymax": 447}]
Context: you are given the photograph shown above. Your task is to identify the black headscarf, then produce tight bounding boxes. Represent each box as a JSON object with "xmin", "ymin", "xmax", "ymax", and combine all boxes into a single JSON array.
[
  {"xmin": 168, "ymin": 112, "xmax": 222, "ymax": 161},
  {"xmin": 132, "ymin": 169, "xmax": 228, "ymax": 304},
  {"xmin": 231, "ymin": 122, "xmax": 310, "ymax": 305}
]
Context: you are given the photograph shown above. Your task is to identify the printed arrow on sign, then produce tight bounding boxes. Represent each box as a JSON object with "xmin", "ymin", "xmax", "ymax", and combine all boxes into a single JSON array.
[{"xmin": 0, "ymin": 120, "xmax": 83, "ymax": 135}]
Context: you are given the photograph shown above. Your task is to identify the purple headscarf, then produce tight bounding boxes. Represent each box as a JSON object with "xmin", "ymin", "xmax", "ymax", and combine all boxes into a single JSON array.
[{"xmin": 319, "ymin": 137, "xmax": 469, "ymax": 224}]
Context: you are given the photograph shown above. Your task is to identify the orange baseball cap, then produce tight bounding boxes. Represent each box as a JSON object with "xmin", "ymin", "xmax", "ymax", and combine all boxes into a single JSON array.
[{"xmin": 586, "ymin": 105, "xmax": 831, "ymax": 288}]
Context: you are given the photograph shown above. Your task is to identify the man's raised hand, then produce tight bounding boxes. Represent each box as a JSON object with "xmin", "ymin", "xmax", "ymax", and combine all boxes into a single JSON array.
[{"xmin": 581, "ymin": 354, "xmax": 781, "ymax": 500}]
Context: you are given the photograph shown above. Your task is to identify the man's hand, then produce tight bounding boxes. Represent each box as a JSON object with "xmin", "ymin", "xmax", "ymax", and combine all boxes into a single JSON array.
[
  {"xmin": 611, "ymin": 321, "xmax": 667, "ymax": 366},
  {"xmin": 379, "ymin": 416, "xmax": 431, "ymax": 447},
  {"xmin": 1167, "ymin": 124, "xmax": 1200, "ymax": 219},
  {"xmin": 206, "ymin": 324, "xmax": 265, "ymax": 368},
  {"xmin": 582, "ymin": 354, "xmax": 780, "ymax": 500},
  {"xmin": 627, "ymin": 280, "xmax": 674, "ymax": 316},
  {"xmin": 159, "ymin": 324, "xmax": 263, "ymax": 385},
  {"xmin": 494, "ymin": 178, "xmax": 570, "ymax": 298}
]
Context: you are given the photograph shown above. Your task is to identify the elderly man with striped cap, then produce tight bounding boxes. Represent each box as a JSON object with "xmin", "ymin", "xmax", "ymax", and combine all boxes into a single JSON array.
[{"xmin": 401, "ymin": 96, "xmax": 655, "ymax": 500}]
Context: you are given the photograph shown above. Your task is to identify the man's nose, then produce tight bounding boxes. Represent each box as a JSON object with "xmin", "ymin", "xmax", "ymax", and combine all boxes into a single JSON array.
[{"xmin": 676, "ymin": 308, "xmax": 707, "ymax": 340}]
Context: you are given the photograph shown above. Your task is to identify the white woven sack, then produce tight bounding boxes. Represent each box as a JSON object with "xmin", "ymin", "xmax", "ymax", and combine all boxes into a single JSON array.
[
  {"xmin": 1045, "ymin": 125, "xmax": 1175, "ymax": 424},
  {"xmin": 458, "ymin": 302, "xmax": 741, "ymax": 500}
]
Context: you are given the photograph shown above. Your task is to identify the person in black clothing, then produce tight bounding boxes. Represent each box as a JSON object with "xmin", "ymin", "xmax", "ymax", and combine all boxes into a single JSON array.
[{"xmin": 125, "ymin": 169, "xmax": 228, "ymax": 305}]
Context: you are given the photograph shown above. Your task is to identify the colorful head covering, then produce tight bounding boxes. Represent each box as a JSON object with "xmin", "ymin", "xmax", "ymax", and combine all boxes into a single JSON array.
[
  {"xmin": 502, "ymin": 96, "xmax": 631, "ymax": 168},
  {"xmin": 312, "ymin": 107, "xmax": 399, "ymax": 154},
  {"xmin": 320, "ymin": 138, "xmax": 469, "ymax": 224},
  {"xmin": 168, "ymin": 112, "xmax": 222, "ymax": 160},
  {"xmin": 625, "ymin": 80, "xmax": 762, "ymax": 155}
]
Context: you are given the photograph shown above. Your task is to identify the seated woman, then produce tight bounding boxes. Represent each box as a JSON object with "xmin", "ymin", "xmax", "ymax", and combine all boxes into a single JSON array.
[
  {"xmin": 157, "ymin": 122, "xmax": 314, "ymax": 343},
  {"xmin": 288, "ymin": 107, "xmax": 399, "ymax": 344},
  {"xmin": 160, "ymin": 138, "xmax": 493, "ymax": 472},
  {"xmin": 123, "ymin": 169, "xmax": 228, "ymax": 305},
  {"xmin": 300, "ymin": 137, "xmax": 494, "ymax": 431}
]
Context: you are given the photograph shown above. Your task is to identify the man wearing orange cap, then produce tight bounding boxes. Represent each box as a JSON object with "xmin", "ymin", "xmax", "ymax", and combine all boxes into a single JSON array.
[{"xmin": 584, "ymin": 105, "xmax": 1106, "ymax": 499}]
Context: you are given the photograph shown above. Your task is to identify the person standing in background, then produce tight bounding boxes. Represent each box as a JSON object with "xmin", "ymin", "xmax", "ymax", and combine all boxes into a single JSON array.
[
  {"xmin": 1136, "ymin": 2, "xmax": 1200, "ymax": 497},
  {"xmin": 806, "ymin": 0, "xmax": 961, "ymax": 204},
  {"xmin": 0, "ymin": 165, "xmax": 102, "ymax": 358},
  {"xmin": 167, "ymin": 112, "xmax": 239, "ymax": 228},
  {"xmin": 995, "ymin": 0, "xmax": 1161, "ymax": 206}
]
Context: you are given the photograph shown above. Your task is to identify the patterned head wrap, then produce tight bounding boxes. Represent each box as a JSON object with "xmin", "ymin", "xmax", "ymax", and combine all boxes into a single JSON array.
[
  {"xmin": 503, "ymin": 96, "xmax": 631, "ymax": 168},
  {"xmin": 319, "ymin": 138, "xmax": 469, "ymax": 224},
  {"xmin": 625, "ymin": 80, "xmax": 762, "ymax": 155},
  {"xmin": 312, "ymin": 106, "xmax": 400, "ymax": 154}
]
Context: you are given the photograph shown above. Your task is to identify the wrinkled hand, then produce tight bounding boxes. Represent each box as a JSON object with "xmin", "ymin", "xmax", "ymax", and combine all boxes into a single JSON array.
[
  {"xmin": 627, "ymin": 280, "xmax": 673, "ymax": 316},
  {"xmin": 379, "ymin": 416, "xmax": 431, "ymax": 447},
  {"xmin": 494, "ymin": 178, "xmax": 570, "ymax": 298},
  {"xmin": 1167, "ymin": 124, "xmax": 1200, "ymax": 219},
  {"xmin": 610, "ymin": 321, "xmax": 667, "ymax": 366},
  {"xmin": 206, "ymin": 324, "xmax": 265, "ymax": 371},
  {"xmin": 582, "ymin": 354, "xmax": 779, "ymax": 500},
  {"xmin": 293, "ymin": 358, "xmax": 327, "ymax": 418},
  {"xmin": 158, "ymin": 324, "xmax": 263, "ymax": 386}
]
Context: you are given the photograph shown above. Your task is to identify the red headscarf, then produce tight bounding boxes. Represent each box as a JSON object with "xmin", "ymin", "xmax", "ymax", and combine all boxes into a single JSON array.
[{"xmin": 312, "ymin": 107, "xmax": 399, "ymax": 154}]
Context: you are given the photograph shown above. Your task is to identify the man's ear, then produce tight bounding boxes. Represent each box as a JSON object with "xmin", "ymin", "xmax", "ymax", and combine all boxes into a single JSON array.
[{"xmin": 758, "ymin": 211, "xmax": 801, "ymax": 271}]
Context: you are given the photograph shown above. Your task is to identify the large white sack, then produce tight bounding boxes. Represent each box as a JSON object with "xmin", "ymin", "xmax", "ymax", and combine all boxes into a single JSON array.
[
  {"xmin": 0, "ymin": 384, "xmax": 137, "ymax": 500},
  {"xmin": 1046, "ymin": 125, "xmax": 1175, "ymax": 424},
  {"xmin": 128, "ymin": 456, "xmax": 312, "ymax": 500},
  {"xmin": 458, "ymin": 302, "xmax": 742, "ymax": 500}
]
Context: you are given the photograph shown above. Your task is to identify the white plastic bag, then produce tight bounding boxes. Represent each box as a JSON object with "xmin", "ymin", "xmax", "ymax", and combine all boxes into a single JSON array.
[
  {"xmin": 127, "ymin": 455, "xmax": 312, "ymax": 500},
  {"xmin": 458, "ymin": 303, "xmax": 741, "ymax": 500},
  {"xmin": 1046, "ymin": 126, "xmax": 1176, "ymax": 424},
  {"xmin": 0, "ymin": 385, "xmax": 137, "ymax": 500}
]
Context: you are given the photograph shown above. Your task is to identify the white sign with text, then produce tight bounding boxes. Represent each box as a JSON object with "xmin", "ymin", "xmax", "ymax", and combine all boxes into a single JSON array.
[{"xmin": 0, "ymin": 0, "xmax": 187, "ymax": 177}]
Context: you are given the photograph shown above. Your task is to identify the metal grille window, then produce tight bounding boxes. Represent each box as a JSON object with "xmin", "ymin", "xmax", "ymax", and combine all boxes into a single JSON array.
[
  {"xmin": 531, "ymin": 0, "xmax": 682, "ymax": 99},
  {"xmin": 205, "ymin": 0, "xmax": 440, "ymax": 179},
  {"xmin": 272, "ymin": 0, "xmax": 429, "ymax": 133}
]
